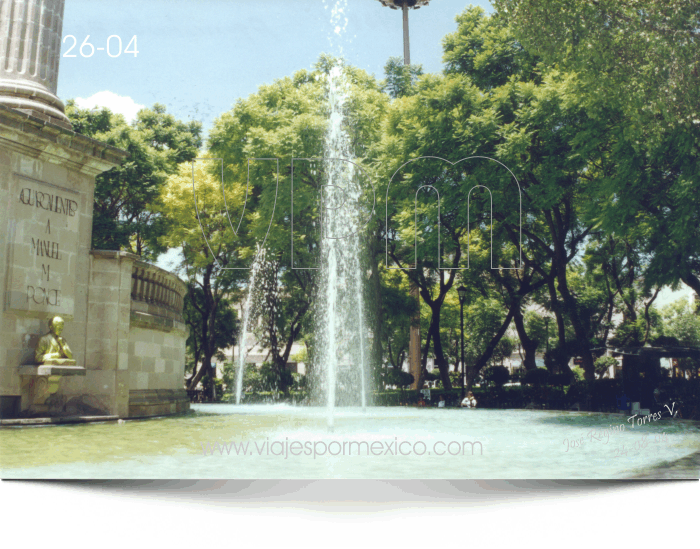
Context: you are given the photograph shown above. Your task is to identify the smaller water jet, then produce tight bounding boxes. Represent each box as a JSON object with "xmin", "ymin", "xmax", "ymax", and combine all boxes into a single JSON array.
[{"xmin": 235, "ymin": 246, "xmax": 266, "ymax": 404}]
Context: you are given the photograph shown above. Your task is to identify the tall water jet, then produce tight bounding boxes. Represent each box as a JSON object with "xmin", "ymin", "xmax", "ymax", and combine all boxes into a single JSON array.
[
  {"xmin": 235, "ymin": 246, "xmax": 265, "ymax": 404},
  {"xmin": 315, "ymin": 61, "xmax": 371, "ymax": 428}
]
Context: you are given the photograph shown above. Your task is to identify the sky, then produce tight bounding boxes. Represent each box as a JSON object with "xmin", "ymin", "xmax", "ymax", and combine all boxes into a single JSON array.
[
  {"xmin": 58, "ymin": 0, "xmax": 493, "ymax": 131},
  {"xmin": 54, "ymin": 0, "xmax": 693, "ymax": 305}
]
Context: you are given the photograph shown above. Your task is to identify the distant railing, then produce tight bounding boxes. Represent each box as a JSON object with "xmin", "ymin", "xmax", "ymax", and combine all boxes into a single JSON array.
[{"xmin": 131, "ymin": 263, "xmax": 185, "ymax": 316}]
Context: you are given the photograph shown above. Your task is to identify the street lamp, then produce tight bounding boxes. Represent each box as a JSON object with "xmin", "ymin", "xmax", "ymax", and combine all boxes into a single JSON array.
[
  {"xmin": 376, "ymin": 1, "xmax": 431, "ymax": 391},
  {"xmin": 375, "ymin": 0, "xmax": 432, "ymax": 65},
  {"xmin": 457, "ymin": 285, "xmax": 468, "ymax": 399}
]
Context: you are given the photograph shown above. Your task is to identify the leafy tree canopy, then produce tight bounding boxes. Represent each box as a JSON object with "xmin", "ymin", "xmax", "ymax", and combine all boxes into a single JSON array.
[
  {"xmin": 65, "ymin": 101, "xmax": 202, "ymax": 260},
  {"xmin": 493, "ymin": 0, "xmax": 700, "ymax": 128}
]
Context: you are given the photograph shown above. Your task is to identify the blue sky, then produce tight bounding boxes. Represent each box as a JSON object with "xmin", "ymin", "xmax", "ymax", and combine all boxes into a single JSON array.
[{"xmin": 58, "ymin": 0, "xmax": 493, "ymax": 132}]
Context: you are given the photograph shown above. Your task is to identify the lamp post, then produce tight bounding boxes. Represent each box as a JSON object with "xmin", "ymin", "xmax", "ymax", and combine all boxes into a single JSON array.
[
  {"xmin": 457, "ymin": 285, "xmax": 467, "ymax": 399},
  {"xmin": 375, "ymin": 1, "xmax": 431, "ymax": 391},
  {"xmin": 375, "ymin": 1, "xmax": 432, "ymax": 65}
]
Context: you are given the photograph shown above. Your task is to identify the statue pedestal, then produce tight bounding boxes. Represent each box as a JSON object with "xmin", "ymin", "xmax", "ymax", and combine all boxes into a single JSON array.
[
  {"xmin": 19, "ymin": 365, "xmax": 84, "ymax": 376},
  {"xmin": 19, "ymin": 365, "xmax": 86, "ymax": 415}
]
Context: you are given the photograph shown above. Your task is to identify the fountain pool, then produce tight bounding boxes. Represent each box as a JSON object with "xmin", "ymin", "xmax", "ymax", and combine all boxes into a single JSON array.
[{"xmin": 2, "ymin": 407, "xmax": 699, "ymax": 478}]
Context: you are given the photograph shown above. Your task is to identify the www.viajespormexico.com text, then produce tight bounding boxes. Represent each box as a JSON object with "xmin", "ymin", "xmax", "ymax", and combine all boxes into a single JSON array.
[{"xmin": 201, "ymin": 439, "xmax": 483, "ymax": 459}]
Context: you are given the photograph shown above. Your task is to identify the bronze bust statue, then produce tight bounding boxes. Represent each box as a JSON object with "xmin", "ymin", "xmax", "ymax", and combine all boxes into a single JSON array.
[{"xmin": 35, "ymin": 316, "xmax": 75, "ymax": 365}]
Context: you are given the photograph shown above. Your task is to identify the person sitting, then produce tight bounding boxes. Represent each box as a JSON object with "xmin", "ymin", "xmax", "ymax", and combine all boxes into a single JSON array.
[
  {"xmin": 652, "ymin": 387, "xmax": 677, "ymax": 417},
  {"xmin": 438, "ymin": 395, "xmax": 446, "ymax": 408},
  {"xmin": 461, "ymin": 391, "xmax": 477, "ymax": 408}
]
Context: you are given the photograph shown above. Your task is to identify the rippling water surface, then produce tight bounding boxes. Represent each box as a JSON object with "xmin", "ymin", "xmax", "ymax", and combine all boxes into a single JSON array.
[{"xmin": 2, "ymin": 405, "xmax": 699, "ymax": 478}]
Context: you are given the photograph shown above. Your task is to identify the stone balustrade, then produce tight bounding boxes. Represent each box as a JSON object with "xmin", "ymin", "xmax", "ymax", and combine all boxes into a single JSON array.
[
  {"xmin": 131, "ymin": 262, "xmax": 185, "ymax": 320},
  {"xmin": 89, "ymin": 250, "xmax": 187, "ymax": 327}
]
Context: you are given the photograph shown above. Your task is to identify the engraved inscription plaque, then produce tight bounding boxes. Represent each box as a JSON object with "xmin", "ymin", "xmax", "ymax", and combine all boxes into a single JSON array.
[{"xmin": 5, "ymin": 175, "xmax": 80, "ymax": 317}]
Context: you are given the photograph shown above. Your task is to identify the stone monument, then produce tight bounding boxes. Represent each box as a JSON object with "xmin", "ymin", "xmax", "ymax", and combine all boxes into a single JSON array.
[{"xmin": 1, "ymin": 0, "xmax": 190, "ymax": 421}]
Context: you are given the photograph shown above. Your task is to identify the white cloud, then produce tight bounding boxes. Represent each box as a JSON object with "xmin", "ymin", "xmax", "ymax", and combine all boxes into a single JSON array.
[{"xmin": 74, "ymin": 91, "xmax": 145, "ymax": 124}]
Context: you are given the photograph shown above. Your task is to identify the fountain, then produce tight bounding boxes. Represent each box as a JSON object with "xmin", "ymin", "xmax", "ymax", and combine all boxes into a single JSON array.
[
  {"xmin": 232, "ymin": 4, "xmax": 373, "ymax": 417},
  {"xmin": 313, "ymin": 62, "xmax": 371, "ymax": 428}
]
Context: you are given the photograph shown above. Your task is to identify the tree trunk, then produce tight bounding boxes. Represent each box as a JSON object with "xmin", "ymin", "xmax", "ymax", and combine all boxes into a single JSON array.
[
  {"xmin": 465, "ymin": 301, "xmax": 518, "ymax": 393},
  {"xmin": 547, "ymin": 272, "xmax": 567, "ymax": 349},
  {"xmin": 547, "ymin": 208, "xmax": 595, "ymax": 384},
  {"xmin": 369, "ymin": 232, "xmax": 384, "ymax": 374},
  {"xmin": 680, "ymin": 273, "xmax": 700, "ymax": 310},
  {"xmin": 513, "ymin": 306, "xmax": 538, "ymax": 371},
  {"xmin": 428, "ymin": 310, "xmax": 452, "ymax": 391},
  {"xmin": 188, "ymin": 353, "xmax": 212, "ymax": 396},
  {"xmin": 186, "ymin": 267, "xmax": 218, "ymax": 399},
  {"xmin": 409, "ymin": 281, "xmax": 421, "ymax": 389},
  {"xmin": 418, "ymin": 324, "xmax": 433, "ymax": 390}
]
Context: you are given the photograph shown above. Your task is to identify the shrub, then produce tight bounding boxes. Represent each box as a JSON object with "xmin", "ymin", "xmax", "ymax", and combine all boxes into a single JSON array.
[
  {"xmin": 201, "ymin": 371, "xmax": 225, "ymax": 401},
  {"xmin": 385, "ymin": 368, "xmax": 414, "ymax": 389},
  {"xmin": 565, "ymin": 381, "xmax": 588, "ymax": 404},
  {"xmin": 424, "ymin": 371, "xmax": 440, "ymax": 382},
  {"xmin": 548, "ymin": 372, "xmax": 572, "ymax": 386},
  {"xmin": 650, "ymin": 335, "xmax": 682, "ymax": 347},
  {"xmin": 247, "ymin": 362, "xmax": 294, "ymax": 394},
  {"xmin": 510, "ymin": 369, "xmax": 524, "ymax": 383},
  {"xmin": 483, "ymin": 365, "xmax": 510, "ymax": 387},
  {"xmin": 292, "ymin": 372, "xmax": 307, "ymax": 391},
  {"xmin": 524, "ymin": 384, "xmax": 549, "ymax": 405},
  {"xmin": 523, "ymin": 368, "xmax": 549, "ymax": 385},
  {"xmin": 221, "ymin": 361, "xmax": 236, "ymax": 393}
]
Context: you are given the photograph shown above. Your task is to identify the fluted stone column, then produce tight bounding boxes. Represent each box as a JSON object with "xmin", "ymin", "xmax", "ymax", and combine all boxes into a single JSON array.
[{"xmin": 0, "ymin": 0, "xmax": 71, "ymax": 129}]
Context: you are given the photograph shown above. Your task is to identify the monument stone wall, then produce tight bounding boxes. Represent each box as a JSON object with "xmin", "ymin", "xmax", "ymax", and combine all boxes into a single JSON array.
[
  {"xmin": 0, "ymin": 105, "xmax": 125, "ymax": 417},
  {"xmin": 88, "ymin": 251, "xmax": 189, "ymax": 418},
  {"xmin": 0, "ymin": 0, "xmax": 190, "ymax": 420}
]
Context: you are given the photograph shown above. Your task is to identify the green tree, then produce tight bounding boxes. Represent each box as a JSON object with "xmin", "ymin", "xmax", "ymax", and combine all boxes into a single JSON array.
[
  {"xmin": 493, "ymin": 0, "xmax": 700, "ymax": 127},
  {"xmin": 443, "ymin": 5, "xmax": 540, "ymax": 90},
  {"xmin": 380, "ymin": 270, "xmax": 416, "ymax": 371},
  {"xmin": 208, "ymin": 56, "xmax": 390, "ymax": 379},
  {"xmin": 594, "ymin": 356, "xmax": 618, "ymax": 379},
  {"xmin": 183, "ymin": 283, "xmax": 238, "ymax": 390},
  {"xmin": 494, "ymin": 0, "xmax": 700, "ymax": 300},
  {"xmin": 65, "ymin": 102, "xmax": 202, "ymax": 260},
  {"xmin": 251, "ymin": 252, "xmax": 315, "ymax": 395},
  {"xmin": 382, "ymin": 57, "xmax": 423, "ymax": 98},
  {"xmin": 492, "ymin": 336, "xmax": 517, "ymax": 367},
  {"xmin": 159, "ymin": 160, "xmax": 246, "ymax": 400},
  {"xmin": 378, "ymin": 7, "xmax": 570, "ymax": 390},
  {"xmin": 660, "ymin": 298, "xmax": 700, "ymax": 347}
]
